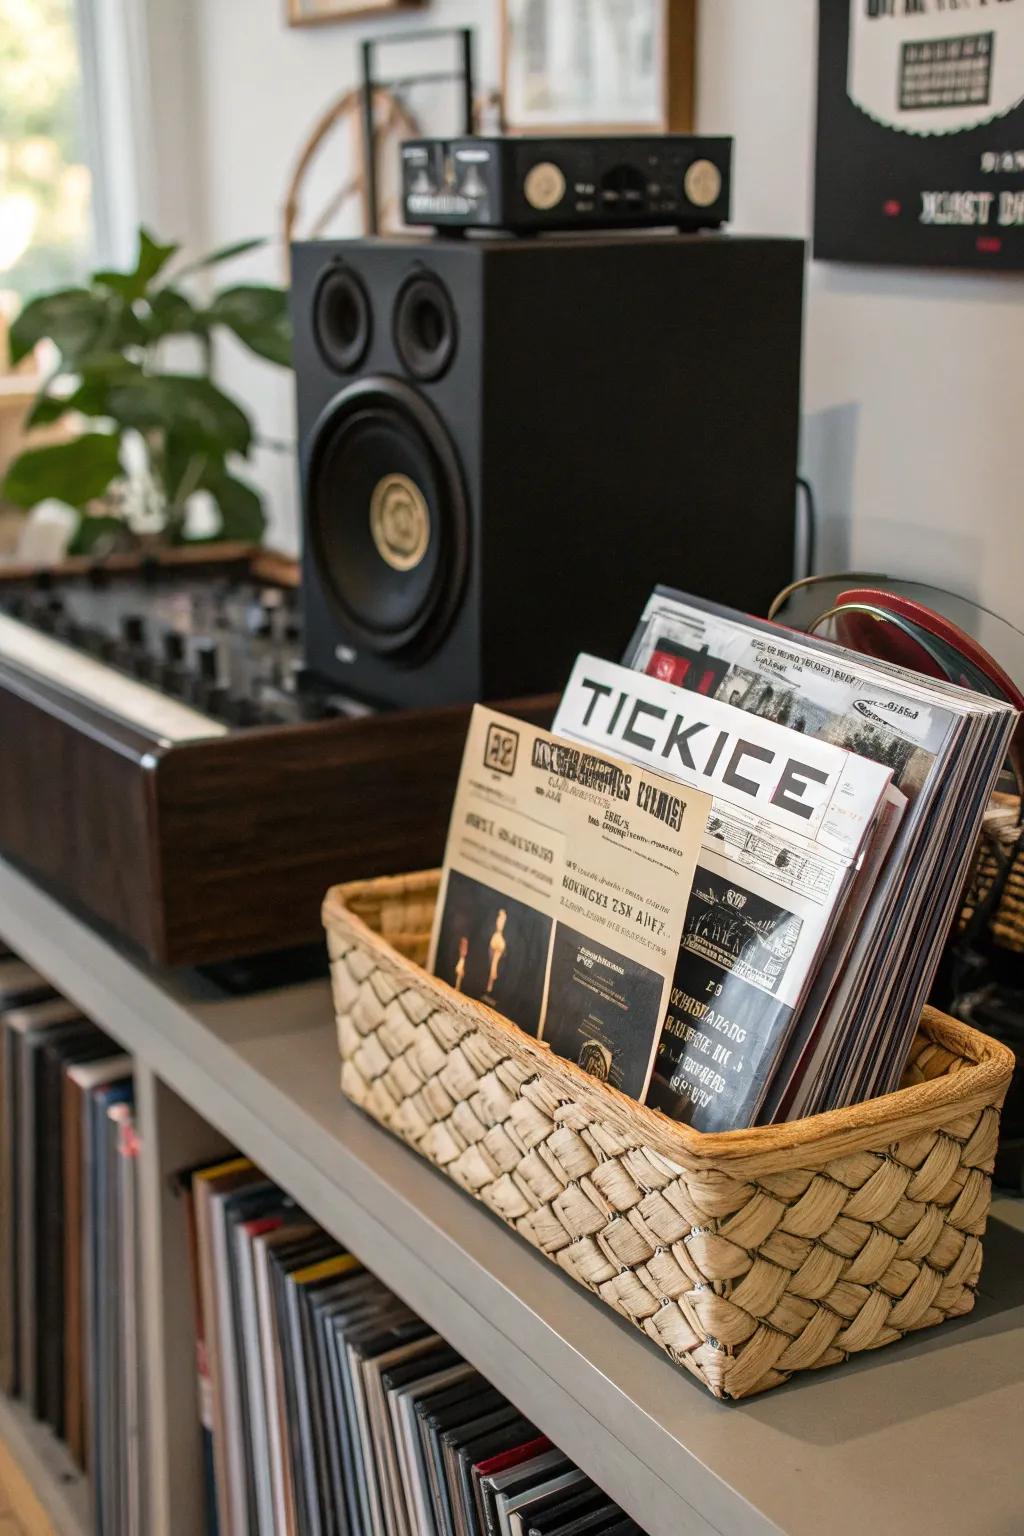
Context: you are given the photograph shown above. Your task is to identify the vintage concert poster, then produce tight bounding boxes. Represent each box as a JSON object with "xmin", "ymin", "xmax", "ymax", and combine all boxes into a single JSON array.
[
  {"xmin": 428, "ymin": 707, "xmax": 709, "ymax": 1101},
  {"xmin": 815, "ymin": 1, "xmax": 1024, "ymax": 268}
]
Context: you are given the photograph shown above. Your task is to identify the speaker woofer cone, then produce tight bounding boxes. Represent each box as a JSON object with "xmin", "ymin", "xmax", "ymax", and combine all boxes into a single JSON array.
[
  {"xmin": 305, "ymin": 377, "xmax": 468, "ymax": 660},
  {"xmin": 313, "ymin": 264, "xmax": 371, "ymax": 373},
  {"xmin": 393, "ymin": 271, "xmax": 457, "ymax": 381}
]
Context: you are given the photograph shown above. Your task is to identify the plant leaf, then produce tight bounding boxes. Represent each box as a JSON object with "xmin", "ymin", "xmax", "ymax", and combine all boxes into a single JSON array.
[
  {"xmin": 94, "ymin": 227, "xmax": 180, "ymax": 302},
  {"xmin": 200, "ymin": 468, "xmax": 266, "ymax": 544},
  {"xmin": 203, "ymin": 284, "xmax": 292, "ymax": 367},
  {"xmin": 1, "ymin": 433, "xmax": 122, "ymax": 509},
  {"xmin": 107, "ymin": 374, "xmax": 252, "ymax": 456},
  {"xmin": 141, "ymin": 286, "xmax": 200, "ymax": 341},
  {"xmin": 26, "ymin": 393, "xmax": 72, "ymax": 428},
  {"xmin": 9, "ymin": 289, "xmax": 110, "ymax": 367},
  {"xmin": 68, "ymin": 513, "xmax": 135, "ymax": 557},
  {"xmin": 28, "ymin": 355, "xmax": 146, "ymax": 428},
  {"xmin": 171, "ymin": 237, "xmax": 266, "ymax": 281}
]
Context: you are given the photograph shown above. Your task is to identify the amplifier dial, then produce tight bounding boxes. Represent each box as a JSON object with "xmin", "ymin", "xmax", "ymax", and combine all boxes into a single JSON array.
[
  {"xmin": 523, "ymin": 161, "xmax": 566, "ymax": 211},
  {"xmin": 684, "ymin": 159, "xmax": 722, "ymax": 208}
]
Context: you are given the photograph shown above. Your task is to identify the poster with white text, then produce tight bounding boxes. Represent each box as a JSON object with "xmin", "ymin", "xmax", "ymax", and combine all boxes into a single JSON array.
[{"xmin": 815, "ymin": 0, "xmax": 1024, "ymax": 268}]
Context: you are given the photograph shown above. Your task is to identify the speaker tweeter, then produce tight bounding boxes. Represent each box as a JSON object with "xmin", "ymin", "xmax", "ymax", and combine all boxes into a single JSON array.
[
  {"xmin": 393, "ymin": 272, "xmax": 457, "ymax": 381},
  {"xmin": 313, "ymin": 264, "xmax": 371, "ymax": 374}
]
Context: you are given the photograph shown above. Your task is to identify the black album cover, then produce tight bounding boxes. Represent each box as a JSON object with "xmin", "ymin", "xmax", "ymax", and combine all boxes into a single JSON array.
[
  {"xmin": 542, "ymin": 927, "xmax": 665, "ymax": 1100},
  {"xmin": 682, "ymin": 870, "xmax": 802, "ymax": 996},
  {"xmin": 646, "ymin": 869, "xmax": 803, "ymax": 1134},
  {"xmin": 432, "ymin": 869, "xmax": 552, "ymax": 1033},
  {"xmin": 816, "ymin": 2, "xmax": 1024, "ymax": 268}
]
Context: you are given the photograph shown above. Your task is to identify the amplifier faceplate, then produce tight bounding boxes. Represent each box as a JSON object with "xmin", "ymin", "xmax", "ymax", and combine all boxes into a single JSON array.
[{"xmin": 401, "ymin": 134, "xmax": 732, "ymax": 233}]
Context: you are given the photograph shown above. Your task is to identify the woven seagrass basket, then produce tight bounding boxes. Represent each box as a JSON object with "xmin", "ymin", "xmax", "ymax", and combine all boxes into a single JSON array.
[
  {"xmin": 324, "ymin": 870, "xmax": 1014, "ymax": 1401},
  {"xmin": 960, "ymin": 792, "xmax": 1024, "ymax": 954}
]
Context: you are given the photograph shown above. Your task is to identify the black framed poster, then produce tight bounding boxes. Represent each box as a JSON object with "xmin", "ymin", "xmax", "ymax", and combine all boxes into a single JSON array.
[{"xmin": 815, "ymin": 1, "xmax": 1024, "ymax": 269}]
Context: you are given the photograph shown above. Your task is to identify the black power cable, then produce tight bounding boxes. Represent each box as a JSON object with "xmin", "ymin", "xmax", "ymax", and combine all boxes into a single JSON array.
[{"xmin": 796, "ymin": 475, "xmax": 817, "ymax": 580}]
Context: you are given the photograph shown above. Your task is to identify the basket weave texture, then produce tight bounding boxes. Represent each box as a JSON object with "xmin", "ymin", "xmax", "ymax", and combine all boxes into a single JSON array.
[
  {"xmin": 961, "ymin": 792, "xmax": 1024, "ymax": 954},
  {"xmin": 325, "ymin": 871, "xmax": 1014, "ymax": 1401}
]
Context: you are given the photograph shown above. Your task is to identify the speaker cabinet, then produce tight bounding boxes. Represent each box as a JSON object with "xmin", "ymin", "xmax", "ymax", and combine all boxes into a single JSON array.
[{"xmin": 291, "ymin": 233, "xmax": 804, "ymax": 709}]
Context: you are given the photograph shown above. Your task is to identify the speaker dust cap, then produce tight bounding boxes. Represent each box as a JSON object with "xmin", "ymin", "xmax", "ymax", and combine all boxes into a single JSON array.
[{"xmin": 306, "ymin": 377, "xmax": 468, "ymax": 659}]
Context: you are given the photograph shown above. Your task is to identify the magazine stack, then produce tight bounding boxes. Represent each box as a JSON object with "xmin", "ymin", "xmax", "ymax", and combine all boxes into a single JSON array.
[{"xmin": 548, "ymin": 587, "xmax": 1017, "ymax": 1130}]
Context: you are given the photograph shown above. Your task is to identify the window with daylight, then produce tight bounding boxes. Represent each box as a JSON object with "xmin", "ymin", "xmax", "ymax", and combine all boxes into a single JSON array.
[{"xmin": 0, "ymin": 0, "xmax": 94, "ymax": 311}]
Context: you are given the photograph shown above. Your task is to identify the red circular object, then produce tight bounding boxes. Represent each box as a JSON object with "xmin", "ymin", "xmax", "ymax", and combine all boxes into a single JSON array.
[{"xmin": 836, "ymin": 588, "xmax": 1024, "ymax": 712}]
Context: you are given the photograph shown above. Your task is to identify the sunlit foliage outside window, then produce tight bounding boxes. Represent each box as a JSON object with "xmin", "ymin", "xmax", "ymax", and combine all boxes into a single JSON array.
[{"xmin": 0, "ymin": 0, "xmax": 92, "ymax": 309}]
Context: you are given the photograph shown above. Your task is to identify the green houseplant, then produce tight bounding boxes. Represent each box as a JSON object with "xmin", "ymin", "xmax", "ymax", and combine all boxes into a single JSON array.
[{"xmin": 1, "ymin": 227, "xmax": 292, "ymax": 551}]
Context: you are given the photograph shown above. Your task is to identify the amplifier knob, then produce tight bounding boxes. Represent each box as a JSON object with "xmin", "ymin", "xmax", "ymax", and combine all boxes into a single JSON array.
[
  {"xmin": 523, "ymin": 161, "xmax": 566, "ymax": 211},
  {"xmin": 683, "ymin": 159, "xmax": 722, "ymax": 208}
]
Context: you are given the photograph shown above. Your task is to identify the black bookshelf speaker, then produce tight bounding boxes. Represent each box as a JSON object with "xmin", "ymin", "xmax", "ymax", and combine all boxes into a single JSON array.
[{"xmin": 291, "ymin": 233, "xmax": 805, "ymax": 709}]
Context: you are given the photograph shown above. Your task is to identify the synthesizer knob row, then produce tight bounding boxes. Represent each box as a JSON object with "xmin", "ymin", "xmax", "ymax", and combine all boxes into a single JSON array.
[{"xmin": 0, "ymin": 564, "xmax": 365, "ymax": 731}]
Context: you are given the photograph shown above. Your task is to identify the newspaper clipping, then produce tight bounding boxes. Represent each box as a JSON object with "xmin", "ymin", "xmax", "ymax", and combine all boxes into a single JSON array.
[{"xmin": 427, "ymin": 706, "xmax": 710, "ymax": 1100}]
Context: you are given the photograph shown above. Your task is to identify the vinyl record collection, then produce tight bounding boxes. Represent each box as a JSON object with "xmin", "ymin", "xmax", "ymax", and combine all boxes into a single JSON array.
[
  {"xmin": 0, "ymin": 949, "xmax": 141, "ymax": 1532},
  {"xmin": 428, "ymin": 587, "xmax": 1017, "ymax": 1135},
  {"xmin": 179, "ymin": 1154, "xmax": 642, "ymax": 1536}
]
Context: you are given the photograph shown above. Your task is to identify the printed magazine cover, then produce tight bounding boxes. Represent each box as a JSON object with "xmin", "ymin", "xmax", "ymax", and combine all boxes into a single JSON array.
[
  {"xmin": 622, "ymin": 587, "xmax": 1017, "ymax": 1118},
  {"xmin": 553, "ymin": 656, "xmax": 898, "ymax": 1130},
  {"xmin": 427, "ymin": 707, "xmax": 710, "ymax": 1101}
]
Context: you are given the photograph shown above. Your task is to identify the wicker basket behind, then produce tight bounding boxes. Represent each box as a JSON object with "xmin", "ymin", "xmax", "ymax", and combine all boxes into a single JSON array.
[{"xmin": 326, "ymin": 871, "xmax": 1014, "ymax": 1401}]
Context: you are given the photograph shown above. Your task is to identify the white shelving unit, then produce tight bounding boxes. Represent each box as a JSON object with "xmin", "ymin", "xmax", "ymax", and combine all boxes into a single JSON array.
[{"xmin": 1, "ymin": 852, "xmax": 1023, "ymax": 1536}]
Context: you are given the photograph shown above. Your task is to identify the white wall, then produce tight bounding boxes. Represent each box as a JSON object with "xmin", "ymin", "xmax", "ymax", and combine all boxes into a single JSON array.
[
  {"xmin": 190, "ymin": 0, "xmax": 1023, "ymax": 622},
  {"xmin": 698, "ymin": 1, "xmax": 1024, "ymax": 624}
]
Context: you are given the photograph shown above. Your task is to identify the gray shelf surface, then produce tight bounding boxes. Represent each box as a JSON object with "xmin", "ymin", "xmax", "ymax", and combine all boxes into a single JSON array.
[{"xmin": 1, "ymin": 854, "xmax": 1022, "ymax": 1536}]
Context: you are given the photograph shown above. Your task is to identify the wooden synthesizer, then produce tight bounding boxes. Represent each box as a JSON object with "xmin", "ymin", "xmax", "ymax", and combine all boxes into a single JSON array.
[{"xmin": 0, "ymin": 547, "xmax": 552, "ymax": 967}]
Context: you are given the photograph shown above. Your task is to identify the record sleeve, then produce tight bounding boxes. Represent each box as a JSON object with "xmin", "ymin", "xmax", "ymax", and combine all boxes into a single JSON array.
[
  {"xmin": 472, "ymin": 1437, "xmax": 552, "ymax": 1536},
  {"xmin": 39, "ymin": 1023, "xmax": 113, "ymax": 1434},
  {"xmin": 192, "ymin": 1156, "xmax": 262, "ymax": 1536},
  {"xmin": 393, "ymin": 1363, "xmax": 480, "ymax": 1536},
  {"xmin": 19, "ymin": 1015, "xmax": 92, "ymax": 1414},
  {"xmin": 538, "ymin": 1506, "xmax": 623, "ymax": 1536},
  {"xmin": 308, "ymin": 1269, "xmax": 382, "ymax": 1536},
  {"xmin": 234, "ymin": 1206, "xmax": 296, "ymax": 1536},
  {"xmin": 254, "ymin": 1220, "xmax": 329, "ymax": 1535},
  {"xmin": 212, "ymin": 1176, "xmax": 280, "ymax": 1534},
  {"xmin": 336, "ymin": 1306, "xmax": 426, "ymax": 1534},
  {"xmin": 515, "ymin": 1486, "xmax": 604, "ymax": 1536},
  {"xmin": 325, "ymin": 1290, "xmax": 408, "ymax": 1535},
  {"xmin": 0, "ymin": 998, "xmax": 81, "ymax": 1398},
  {"xmin": 497, "ymin": 1468, "xmax": 588, "ymax": 1536},
  {"xmin": 451, "ymin": 1416, "xmax": 536, "ymax": 1536},
  {"xmin": 376, "ymin": 1343, "xmax": 461, "ymax": 1536},
  {"xmin": 418, "ymin": 1385, "xmax": 506, "ymax": 1536},
  {"xmin": 477, "ymin": 1447, "xmax": 569, "ymax": 1536},
  {"xmin": 290, "ymin": 1251, "xmax": 363, "ymax": 1536},
  {"xmin": 436, "ymin": 1403, "xmax": 523, "ymax": 1536},
  {"xmin": 63, "ymin": 1055, "xmax": 130, "ymax": 1466},
  {"xmin": 274, "ymin": 1236, "xmax": 350, "ymax": 1536}
]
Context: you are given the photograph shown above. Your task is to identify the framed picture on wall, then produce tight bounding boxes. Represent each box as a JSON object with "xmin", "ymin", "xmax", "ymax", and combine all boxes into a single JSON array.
[
  {"xmin": 815, "ymin": 1, "xmax": 1024, "ymax": 270},
  {"xmin": 287, "ymin": 0, "xmax": 422, "ymax": 26},
  {"xmin": 499, "ymin": 0, "xmax": 695, "ymax": 133}
]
